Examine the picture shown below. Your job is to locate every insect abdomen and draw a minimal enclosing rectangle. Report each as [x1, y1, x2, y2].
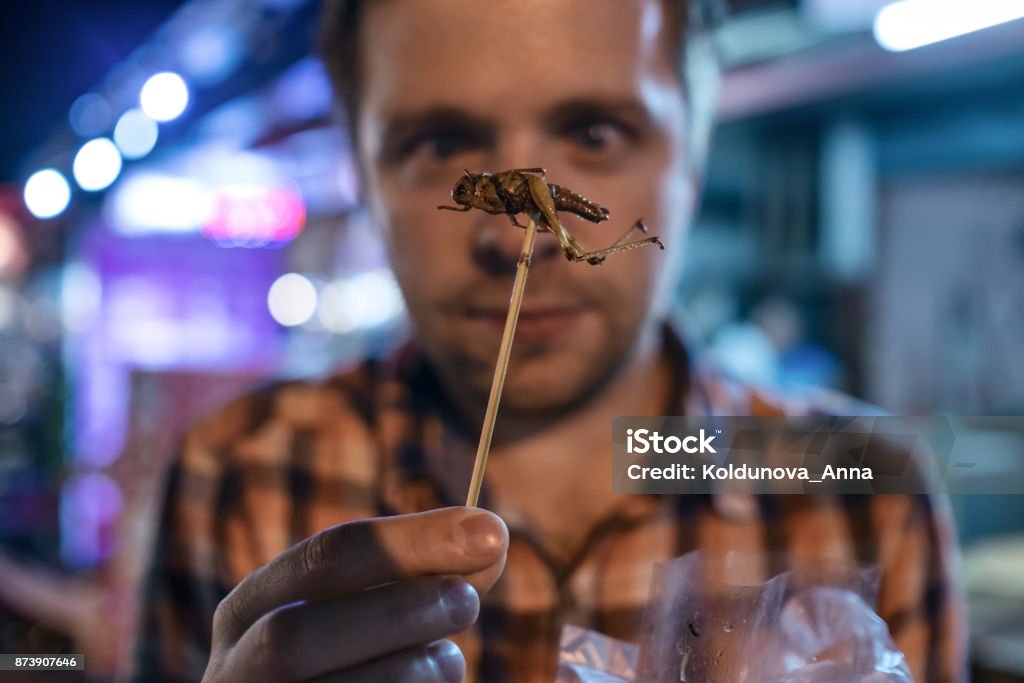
[549, 183, 610, 223]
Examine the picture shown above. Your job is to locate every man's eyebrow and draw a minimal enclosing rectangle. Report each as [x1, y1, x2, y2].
[381, 106, 494, 141]
[542, 97, 654, 125]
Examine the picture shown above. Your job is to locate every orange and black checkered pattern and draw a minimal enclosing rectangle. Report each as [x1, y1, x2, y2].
[134, 327, 966, 682]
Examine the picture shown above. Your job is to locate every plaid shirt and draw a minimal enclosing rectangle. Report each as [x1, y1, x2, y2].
[134, 325, 966, 682]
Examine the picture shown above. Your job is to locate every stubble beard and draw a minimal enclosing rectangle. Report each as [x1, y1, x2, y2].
[425, 309, 652, 426]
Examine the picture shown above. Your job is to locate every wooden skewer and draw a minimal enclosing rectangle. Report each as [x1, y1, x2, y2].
[465, 215, 539, 507]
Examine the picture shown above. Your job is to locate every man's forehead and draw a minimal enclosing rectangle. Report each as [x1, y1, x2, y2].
[358, 0, 677, 118]
[360, 0, 669, 37]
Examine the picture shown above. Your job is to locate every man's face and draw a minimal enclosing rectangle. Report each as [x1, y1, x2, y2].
[356, 0, 697, 415]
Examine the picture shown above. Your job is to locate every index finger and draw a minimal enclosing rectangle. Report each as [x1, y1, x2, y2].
[214, 506, 507, 643]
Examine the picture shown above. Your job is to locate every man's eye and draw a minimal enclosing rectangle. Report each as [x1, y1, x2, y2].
[566, 120, 627, 151]
[414, 130, 476, 159]
[575, 123, 613, 149]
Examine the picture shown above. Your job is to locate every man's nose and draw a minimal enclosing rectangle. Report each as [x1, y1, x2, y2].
[470, 214, 560, 276]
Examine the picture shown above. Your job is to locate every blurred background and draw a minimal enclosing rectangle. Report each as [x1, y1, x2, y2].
[0, 0, 1022, 680]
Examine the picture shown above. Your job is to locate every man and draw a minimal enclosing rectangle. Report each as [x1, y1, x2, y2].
[135, 1, 966, 681]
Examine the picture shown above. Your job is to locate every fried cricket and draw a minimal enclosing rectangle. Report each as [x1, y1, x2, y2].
[438, 168, 664, 265]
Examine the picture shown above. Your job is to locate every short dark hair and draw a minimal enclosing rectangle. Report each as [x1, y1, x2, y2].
[319, 0, 723, 163]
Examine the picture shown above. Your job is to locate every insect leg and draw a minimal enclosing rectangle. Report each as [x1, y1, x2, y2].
[567, 235, 666, 266]
[548, 217, 662, 265]
[558, 230, 599, 263]
[607, 218, 649, 248]
[524, 173, 572, 246]
[437, 204, 472, 212]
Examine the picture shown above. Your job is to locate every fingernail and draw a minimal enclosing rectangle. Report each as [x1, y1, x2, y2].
[440, 578, 478, 627]
[456, 512, 504, 557]
[428, 640, 465, 683]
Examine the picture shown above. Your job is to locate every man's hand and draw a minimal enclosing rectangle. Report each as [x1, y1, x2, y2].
[201, 507, 508, 683]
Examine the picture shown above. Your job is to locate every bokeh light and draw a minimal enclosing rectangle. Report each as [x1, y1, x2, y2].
[0, 380, 28, 425]
[140, 71, 190, 122]
[68, 93, 113, 137]
[180, 26, 242, 86]
[60, 263, 102, 333]
[113, 108, 159, 159]
[0, 214, 28, 280]
[874, 0, 1024, 52]
[205, 185, 306, 247]
[109, 173, 212, 235]
[0, 286, 19, 331]
[60, 472, 124, 567]
[267, 273, 318, 327]
[318, 270, 406, 333]
[73, 138, 123, 192]
[23, 168, 72, 219]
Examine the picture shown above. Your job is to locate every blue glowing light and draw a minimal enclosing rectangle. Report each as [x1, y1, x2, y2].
[113, 108, 159, 159]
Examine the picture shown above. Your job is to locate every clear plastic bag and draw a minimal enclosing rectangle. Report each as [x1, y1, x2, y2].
[557, 551, 913, 682]
[555, 623, 638, 682]
[757, 587, 914, 683]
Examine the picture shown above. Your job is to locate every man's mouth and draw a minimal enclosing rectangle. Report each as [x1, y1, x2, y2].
[464, 304, 587, 341]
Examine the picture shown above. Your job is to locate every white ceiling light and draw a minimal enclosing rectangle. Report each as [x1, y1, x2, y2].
[874, 0, 1024, 52]
[73, 138, 123, 192]
[140, 71, 190, 122]
[24, 168, 72, 219]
